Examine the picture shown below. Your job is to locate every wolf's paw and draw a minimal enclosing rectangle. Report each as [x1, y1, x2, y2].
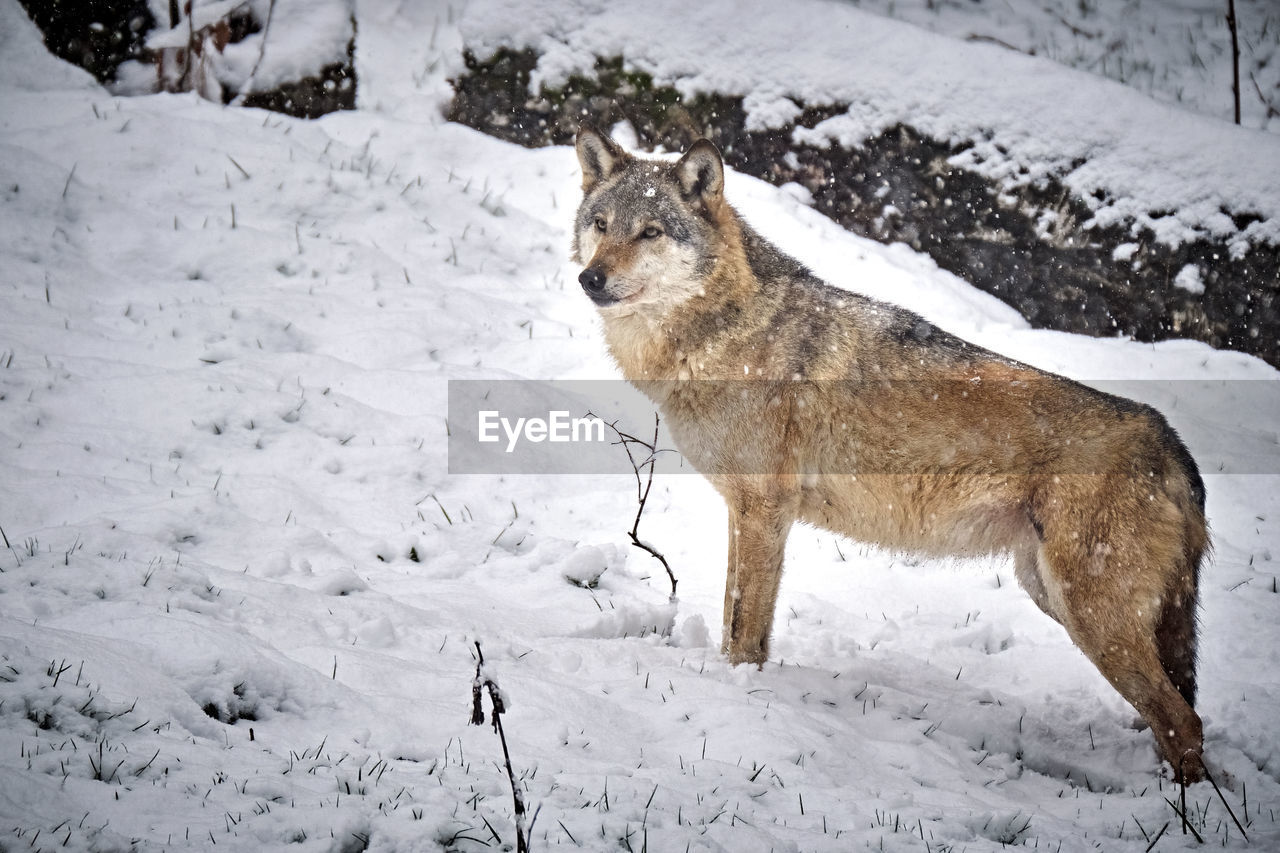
[725, 645, 767, 669]
[1171, 748, 1208, 785]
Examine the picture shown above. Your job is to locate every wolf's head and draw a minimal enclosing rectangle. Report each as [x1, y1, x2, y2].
[573, 126, 728, 313]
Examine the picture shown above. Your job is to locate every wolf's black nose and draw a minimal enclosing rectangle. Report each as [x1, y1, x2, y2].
[579, 268, 607, 295]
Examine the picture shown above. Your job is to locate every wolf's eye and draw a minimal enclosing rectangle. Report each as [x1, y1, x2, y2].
[594, 216, 607, 233]
[641, 225, 663, 240]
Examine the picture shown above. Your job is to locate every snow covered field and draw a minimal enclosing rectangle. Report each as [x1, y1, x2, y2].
[2, 1, 1278, 851]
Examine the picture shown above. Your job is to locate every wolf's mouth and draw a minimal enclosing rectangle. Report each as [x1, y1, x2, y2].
[587, 291, 621, 306]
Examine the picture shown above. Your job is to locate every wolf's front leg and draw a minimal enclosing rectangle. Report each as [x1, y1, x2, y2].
[722, 494, 795, 667]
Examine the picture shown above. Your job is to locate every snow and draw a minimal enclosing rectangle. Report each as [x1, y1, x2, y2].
[459, 0, 1280, 249]
[113, 0, 355, 97]
[216, 0, 354, 92]
[822, 0, 1280, 136]
[1175, 264, 1207, 295]
[2, 0, 1279, 851]
[0, 1, 99, 93]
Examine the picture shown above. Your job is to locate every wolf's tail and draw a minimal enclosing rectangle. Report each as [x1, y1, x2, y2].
[1154, 420, 1207, 709]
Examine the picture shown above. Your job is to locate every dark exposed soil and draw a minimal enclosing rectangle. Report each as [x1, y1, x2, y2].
[239, 30, 357, 119]
[449, 48, 1279, 368]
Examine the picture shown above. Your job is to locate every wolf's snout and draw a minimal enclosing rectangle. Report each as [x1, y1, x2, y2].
[579, 268, 615, 305]
[579, 267, 606, 293]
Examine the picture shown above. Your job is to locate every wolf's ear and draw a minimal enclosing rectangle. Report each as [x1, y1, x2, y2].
[673, 139, 724, 206]
[577, 125, 630, 191]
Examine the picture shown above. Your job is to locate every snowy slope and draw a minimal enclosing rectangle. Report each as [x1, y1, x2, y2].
[1, 1, 1279, 851]
[458, 0, 1280, 251]
[824, 0, 1280, 136]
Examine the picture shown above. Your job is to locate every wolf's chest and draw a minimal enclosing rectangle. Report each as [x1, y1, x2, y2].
[644, 380, 798, 479]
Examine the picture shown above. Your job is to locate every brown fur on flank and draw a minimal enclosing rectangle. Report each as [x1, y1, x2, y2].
[573, 126, 1209, 782]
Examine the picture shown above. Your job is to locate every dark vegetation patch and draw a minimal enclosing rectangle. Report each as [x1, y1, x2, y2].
[17, 0, 355, 119]
[17, 0, 154, 84]
[449, 48, 1278, 368]
[239, 47, 356, 118]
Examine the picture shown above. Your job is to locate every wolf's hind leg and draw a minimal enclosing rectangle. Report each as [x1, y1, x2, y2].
[1041, 535, 1205, 782]
[1013, 542, 1063, 625]
[723, 490, 795, 667]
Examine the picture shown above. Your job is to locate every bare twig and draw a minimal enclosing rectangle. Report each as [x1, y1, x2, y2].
[469, 642, 529, 853]
[963, 33, 1032, 55]
[1250, 71, 1280, 119]
[591, 412, 679, 600]
[1226, 0, 1242, 124]
[233, 0, 277, 104]
[1164, 794, 1203, 843]
[182, 0, 194, 91]
[1180, 751, 1249, 842]
[1048, 11, 1101, 40]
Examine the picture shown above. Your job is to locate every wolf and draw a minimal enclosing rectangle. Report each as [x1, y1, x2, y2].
[571, 125, 1209, 782]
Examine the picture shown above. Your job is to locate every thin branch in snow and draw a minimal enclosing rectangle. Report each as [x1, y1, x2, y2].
[1178, 751, 1248, 842]
[469, 641, 529, 853]
[590, 411, 679, 600]
[1226, 0, 1242, 124]
[1250, 71, 1280, 119]
[232, 0, 277, 106]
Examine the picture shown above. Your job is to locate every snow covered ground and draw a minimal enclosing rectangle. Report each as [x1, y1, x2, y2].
[1, 1, 1278, 851]
[835, 0, 1280, 135]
